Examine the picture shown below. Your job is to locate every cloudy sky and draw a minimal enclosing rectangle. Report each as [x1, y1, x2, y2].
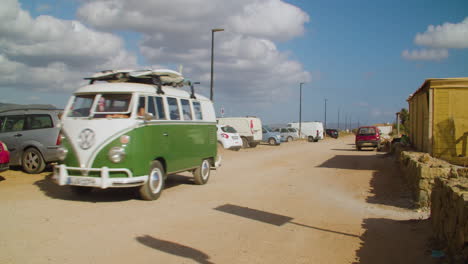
[1, 0, 467, 126]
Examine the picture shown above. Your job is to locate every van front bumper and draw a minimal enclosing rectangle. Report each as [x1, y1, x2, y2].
[53, 164, 147, 189]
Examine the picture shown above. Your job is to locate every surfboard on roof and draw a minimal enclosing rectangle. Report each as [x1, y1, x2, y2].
[85, 69, 184, 85]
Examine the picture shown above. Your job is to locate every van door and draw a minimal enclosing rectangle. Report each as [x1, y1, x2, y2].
[0, 115, 26, 165]
[251, 118, 262, 141]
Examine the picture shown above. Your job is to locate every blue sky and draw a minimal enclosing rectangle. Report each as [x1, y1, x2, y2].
[1, 0, 467, 127]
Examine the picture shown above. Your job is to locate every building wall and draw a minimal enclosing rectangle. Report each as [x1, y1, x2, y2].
[409, 87, 429, 153]
[433, 88, 468, 165]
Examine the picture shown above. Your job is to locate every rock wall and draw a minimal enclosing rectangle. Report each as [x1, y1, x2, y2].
[431, 176, 468, 263]
[397, 149, 453, 208]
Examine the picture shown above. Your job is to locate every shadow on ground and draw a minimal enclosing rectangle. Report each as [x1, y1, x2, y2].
[214, 204, 359, 238]
[353, 218, 437, 264]
[34, 173, 195, 203]
[317, 154, 386, 170]
[136, 235, 214, 264]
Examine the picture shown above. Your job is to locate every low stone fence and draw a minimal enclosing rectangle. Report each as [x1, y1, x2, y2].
[396, 147, 454, 208]
[431, 176, 468, 263]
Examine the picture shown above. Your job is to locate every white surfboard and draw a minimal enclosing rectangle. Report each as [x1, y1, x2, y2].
[85, 69, 134, 81]
[129, 69, 184, 84]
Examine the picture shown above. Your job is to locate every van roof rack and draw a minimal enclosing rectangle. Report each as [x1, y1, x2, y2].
[85, 69, 200, 96]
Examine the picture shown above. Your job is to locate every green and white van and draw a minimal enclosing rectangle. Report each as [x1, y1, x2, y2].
[53, 70, 220, 200]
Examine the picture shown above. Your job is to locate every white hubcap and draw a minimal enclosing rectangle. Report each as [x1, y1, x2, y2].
[149, 168, 163, 194]
[201, 160, 210, 180]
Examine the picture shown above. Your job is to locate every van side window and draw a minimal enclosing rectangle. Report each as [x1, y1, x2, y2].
[181, 99, 192, 120]
[138, 96, 146, 116]
[148, 96, 156, 118]
[3, 115, 25, 132]
[155, 96, 166, 120]
[167, 97, 180, 120]
[193, 101, 203, 120]
[26, 115, 53, 130]
[148, 96, 166, 120]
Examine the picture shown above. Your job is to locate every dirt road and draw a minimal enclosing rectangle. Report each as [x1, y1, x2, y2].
[0, 136, 436, 263]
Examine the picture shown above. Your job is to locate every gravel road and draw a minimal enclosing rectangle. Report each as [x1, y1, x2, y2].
[0, 136, 437, 264]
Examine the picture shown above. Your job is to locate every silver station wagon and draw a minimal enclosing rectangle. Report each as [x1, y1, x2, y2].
[0, 105, 62, 173]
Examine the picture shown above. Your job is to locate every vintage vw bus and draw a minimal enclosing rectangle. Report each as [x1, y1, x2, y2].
[53, 69, 220, 200]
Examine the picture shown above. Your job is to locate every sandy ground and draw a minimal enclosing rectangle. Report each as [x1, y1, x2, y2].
[0, 136, 438, 264]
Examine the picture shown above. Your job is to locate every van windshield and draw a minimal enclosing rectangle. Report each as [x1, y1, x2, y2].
[68, 94, 132, 118]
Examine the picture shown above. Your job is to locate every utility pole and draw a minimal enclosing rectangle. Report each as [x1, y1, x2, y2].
[324, 98, 328, 130]
[299, 82, 304, 138]
[337, 107, 340, 130]
[210, 28, 224, 101]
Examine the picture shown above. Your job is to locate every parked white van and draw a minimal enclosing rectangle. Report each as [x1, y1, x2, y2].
[288, 122, 324, 142]
[53, 69, 220, 200]
[217, 117, 262, 148]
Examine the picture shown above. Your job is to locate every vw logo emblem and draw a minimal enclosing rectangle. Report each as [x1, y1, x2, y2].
[78, 129, 95, 150]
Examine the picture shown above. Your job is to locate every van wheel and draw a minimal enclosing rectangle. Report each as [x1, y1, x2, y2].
[287, 136, 293, 142]
[241, 137, 249, 148]
[139, 161, 165, 201]
[70, 186, 93, 195]
[193, 159, 210, 185]
[308, 136, 314, 142]
[249, 142, 258, 148]
[268, 138, 276, 145]
[22, 148, 46, 174]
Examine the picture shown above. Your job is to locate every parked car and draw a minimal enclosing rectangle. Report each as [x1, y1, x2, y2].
[273, 127, 299, 142]
[217, 125, 242, 151]
[0, 141, 10, 172]
[288, 122, 324, 142]
[355, 126, 381, 151]
[262, 126, 281, 145]
[0, 106, 62, 173]
[218, 117, 262, 148]
[326, 129, 339, 139]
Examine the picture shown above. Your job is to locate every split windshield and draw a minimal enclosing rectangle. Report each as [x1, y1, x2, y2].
[68, 94, 132, 118]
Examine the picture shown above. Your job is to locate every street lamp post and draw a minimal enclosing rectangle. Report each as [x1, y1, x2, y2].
[299, 82, 304, 138]
[210, 28, 224, 102]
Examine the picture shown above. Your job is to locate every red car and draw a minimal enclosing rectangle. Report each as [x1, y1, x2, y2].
[0, 141, 10, 172]
[355, 126, 381, 151]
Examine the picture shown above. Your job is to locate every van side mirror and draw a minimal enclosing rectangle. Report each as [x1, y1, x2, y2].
[144, 113, 153, 121]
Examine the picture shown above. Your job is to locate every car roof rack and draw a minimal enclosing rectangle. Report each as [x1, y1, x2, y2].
[0, 104, 59, 113]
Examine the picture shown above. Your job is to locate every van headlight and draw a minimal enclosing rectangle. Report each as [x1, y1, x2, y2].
[57, 147, 68, 161]
[108, 147, 126, 163]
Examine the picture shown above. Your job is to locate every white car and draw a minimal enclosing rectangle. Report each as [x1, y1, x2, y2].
[217, 125, 242, 151]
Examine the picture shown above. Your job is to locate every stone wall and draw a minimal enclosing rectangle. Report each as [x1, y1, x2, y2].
[431, 176, 468, 263]
[397, 148, 454, 208]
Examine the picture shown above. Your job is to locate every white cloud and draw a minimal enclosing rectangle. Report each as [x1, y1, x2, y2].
[78, 0, 311, 105]
[415, 17, 468, 48]
[0, 0, 137, 91]
[227, 0, 309, 41]
[402, 49, 448, 61]
[402, 17, 468, 61]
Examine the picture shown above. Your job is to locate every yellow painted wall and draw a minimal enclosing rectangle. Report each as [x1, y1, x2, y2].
[433, 88, 468, 165]
[408, 78, 468, 166]
[408, 87, 429, 152]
